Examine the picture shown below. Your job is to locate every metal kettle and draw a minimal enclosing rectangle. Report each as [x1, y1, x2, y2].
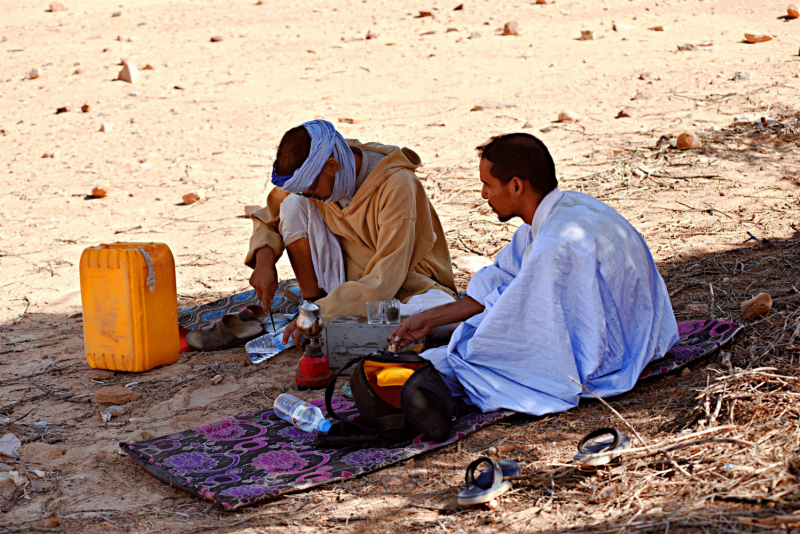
[296, 301, 324, 339]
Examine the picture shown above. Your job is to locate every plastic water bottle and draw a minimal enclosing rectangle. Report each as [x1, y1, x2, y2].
[245, 328, 295, 364]
[273, 394, 332, 433]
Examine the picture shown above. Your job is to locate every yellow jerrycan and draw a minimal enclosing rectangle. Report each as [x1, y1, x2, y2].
[79, 242, 179, 372]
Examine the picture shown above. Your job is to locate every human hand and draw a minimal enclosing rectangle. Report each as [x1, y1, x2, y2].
[388, 313, 432, 351]
[249, 249, 278, 309]
[283, 318, 302, 347]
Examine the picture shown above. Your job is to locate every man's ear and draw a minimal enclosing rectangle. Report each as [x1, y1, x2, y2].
[510, 176, 524, 196]
[325, 157, 340, 174]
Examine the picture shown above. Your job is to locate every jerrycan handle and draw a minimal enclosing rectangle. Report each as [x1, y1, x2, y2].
[136, 249, 156, 292]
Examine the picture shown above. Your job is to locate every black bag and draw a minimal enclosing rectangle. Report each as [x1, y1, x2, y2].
[316, 350, 461, 447]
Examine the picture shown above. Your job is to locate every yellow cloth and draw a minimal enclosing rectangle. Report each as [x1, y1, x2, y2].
[245, 140, 457, 322]
[376, 367, 415, 387]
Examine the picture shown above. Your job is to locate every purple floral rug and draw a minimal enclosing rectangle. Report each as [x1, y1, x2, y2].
[120, 396, 512, 510]
[639, 319, 743, 379]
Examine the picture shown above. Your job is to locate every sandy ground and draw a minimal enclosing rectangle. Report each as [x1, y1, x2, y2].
[1, 0, 800, 532]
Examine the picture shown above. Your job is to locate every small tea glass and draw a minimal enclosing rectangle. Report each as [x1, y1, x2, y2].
[366, 300, 383, 324]
[383, 299, 401, 324]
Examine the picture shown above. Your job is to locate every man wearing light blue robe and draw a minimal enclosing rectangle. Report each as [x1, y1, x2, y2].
[390, 133, 679, 416]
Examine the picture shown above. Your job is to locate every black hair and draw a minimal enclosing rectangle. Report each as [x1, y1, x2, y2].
[476, 133, 557, 195]
[275, 126, 312, 175]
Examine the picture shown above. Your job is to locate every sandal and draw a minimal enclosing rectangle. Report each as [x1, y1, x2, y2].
[458, 457, 520, 506]
[186, 315, 264, 351]
[238, 305, 269, 324]
[573, 428, 632, 466]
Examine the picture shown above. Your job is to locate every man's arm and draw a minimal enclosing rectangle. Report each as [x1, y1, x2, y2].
[249, 247, 279, 306]
[389, 296, 485, 350]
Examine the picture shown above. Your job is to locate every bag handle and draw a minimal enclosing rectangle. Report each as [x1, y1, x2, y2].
[325, 356, 364, 425]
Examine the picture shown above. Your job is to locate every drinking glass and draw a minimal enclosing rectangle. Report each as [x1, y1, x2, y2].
[366, 301, 383, 324]
[383, 299, 401, 324]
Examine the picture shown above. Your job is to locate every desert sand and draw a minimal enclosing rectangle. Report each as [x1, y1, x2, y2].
[1, 0, 799, 532]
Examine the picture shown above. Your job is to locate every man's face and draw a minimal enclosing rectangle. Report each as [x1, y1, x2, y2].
[479, 158, 516, 223]
[300, 157, 338, 201]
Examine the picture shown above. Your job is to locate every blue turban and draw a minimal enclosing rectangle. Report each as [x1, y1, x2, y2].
[271, 120, 356, 204]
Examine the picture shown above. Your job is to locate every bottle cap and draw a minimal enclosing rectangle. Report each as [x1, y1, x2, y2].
[318, 419, 332, 433]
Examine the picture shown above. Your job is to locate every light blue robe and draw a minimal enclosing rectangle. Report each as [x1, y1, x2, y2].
[423, 190, 679, 416]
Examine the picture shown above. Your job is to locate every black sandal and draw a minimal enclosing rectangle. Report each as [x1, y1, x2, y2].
[457, 457, 519, 505]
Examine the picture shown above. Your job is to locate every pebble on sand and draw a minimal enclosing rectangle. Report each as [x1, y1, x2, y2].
[788, 5, 799, 18]
[616, 108, 634, 118]
[649, 25, 666, 31]
[48, 2, 67, 12]
[56, 104, 71, 114]
[117, 63, 140, 84]
[91, 183, 110, 198]
[579, 30, 595, 40]
[81, 103, 90, 113]
[741, 293, 772, 321]
[676, 132, 701, 150]
[99, 123, 113, 133]
[681, 368, 692, 378]
[744, 33, 772, 44]
[27, 68, 40, 80]
[210, 35, 224, 42]
[94, 385, 140, 405]
[502, 22, 520, 36]
[557, 110, 581, 122]
[182, 190, 206, 205]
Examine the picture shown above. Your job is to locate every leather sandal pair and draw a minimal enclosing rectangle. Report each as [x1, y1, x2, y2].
[186, 305, 268, 351]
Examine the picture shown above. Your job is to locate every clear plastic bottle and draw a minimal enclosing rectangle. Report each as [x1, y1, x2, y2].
[273, 393, 332, 433]
[245, 328, 295, 364]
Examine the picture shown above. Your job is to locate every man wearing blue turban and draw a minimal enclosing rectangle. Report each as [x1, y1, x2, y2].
[245, 120, 458, 343]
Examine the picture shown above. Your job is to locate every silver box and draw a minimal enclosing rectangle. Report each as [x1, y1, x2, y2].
[323, 315, 409, 372]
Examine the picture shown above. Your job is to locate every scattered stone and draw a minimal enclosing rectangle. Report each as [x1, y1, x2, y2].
[676, 132, 701, 150]
[789, 6, 800, 18]
[91, 369, 115, 380]
[761, 116, 781, 128]
[9, 471, 25, 485]
[744, 33, 772, 44]
[486, 499, 498, 509]
[454, 3, 464, 9]
[409, 468, 429, 477]
[471, 100, 517, 111]
[741, 293, 772, 321]
[616, 108, 634, 118]
[91, 183, 110, 198]
[681, 367, 692, 378]
[639, 72, 654, 80]
[655, 135, 672, 150]
[502, 21, 520, 36]
[81, 103, 91, 113]
[143, 63, 155, 70]
[211, 374, 224, 385]
[56, 104, 71, 114]
[677, 43, 699, 51]
[112, 10, 122, 16]
[732, 71, 750, 82]
[94, 385, 140, 405]
[425, 121, 447, 127]
[99, 123, 113, 133]
[18, 442, 65, 464]
[27, 68, 40, 80]
[102, 405, 126, 422]
[48, 2, 67, 12]
[468, 32, 482, 39]
[0, 434, 21, 458]
[522, 121, 533, 128]
[649, 25, 666, 31]
[579, 30, 595, 40]
[540, 126, 554, 133]
[210, 35, 224, 42]
[117, 63, 140, 84]
[496, 443, 516, 454]
[182, 190, 206, 205]
[557, 110, 581, 122]
[613, 23, 635, 31]
[244, 205, 262, 217]
[536, 0, 550, 3]
[632, 90, 653, 100]
[42, 151, 58, 158]
[418, 11, 433, 17]
[366, 30, 378, 40]
[73, 68, 84, 75]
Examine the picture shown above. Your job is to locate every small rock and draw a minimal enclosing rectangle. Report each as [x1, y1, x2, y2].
[42, 151, 58, 158]
[418, 11, 433, 17]
[102, 405, 126, 422]
[91, 183, 110, 198]
[143, 64, 155, 70]
[639, 72, 654, 80]
[210, 35, 224, 42]
[99, 123, 113, 133]
[18, 442, 65, 464]
[655, 135, 672, 150]
[409, 468, 429, 478]
[789, 6, 800, 18]
[81, 103, 91, 113]
[579, 30, 595, 40]
[0, 434, 21, 458]
[48, 2, 67, 12]
[540, 126, 553, 133]
[676, 132, 701, 150]
[536, 0, 550, 3]
[366, 30, 378, 40]
[677, 43, 699, 51]
[649, 25, 666, 31]
[486, 499, 498, 509]
[613, 23, 635, 31]
[732, 71, 750, 82]
[741, 293, 772, 321]
[522, 121, 533, 128]
[616, 108, 634, 118]
[632, 90, 653, 100]
[487, 446, 497, 455]
[8, 471, 25, 485]
[27, 68, 40, 80]
[471, 100, 517, 111]
[496, 443, 516, 454]
[744, 33, 772, 44]
[469, 32, 482, 39]
[118, 63, 140, 84]
[91, 369, 115, 380]
[112, 11, 122, 17]
[182, 190, 206, 205]
[73, 68, 84, 75]
[557, 110, 581, 122]
[56, 104, 71, 114]
[681, 367, 692, 378]
[94, 385, 140, 405]
[211, 374, 224, 385]
[502, 21, 520, 36]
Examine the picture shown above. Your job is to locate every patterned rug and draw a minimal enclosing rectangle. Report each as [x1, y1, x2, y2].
[639, 319, 743, 379]
[120, 397, 512, 510]
[178, 281, 302, 331]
